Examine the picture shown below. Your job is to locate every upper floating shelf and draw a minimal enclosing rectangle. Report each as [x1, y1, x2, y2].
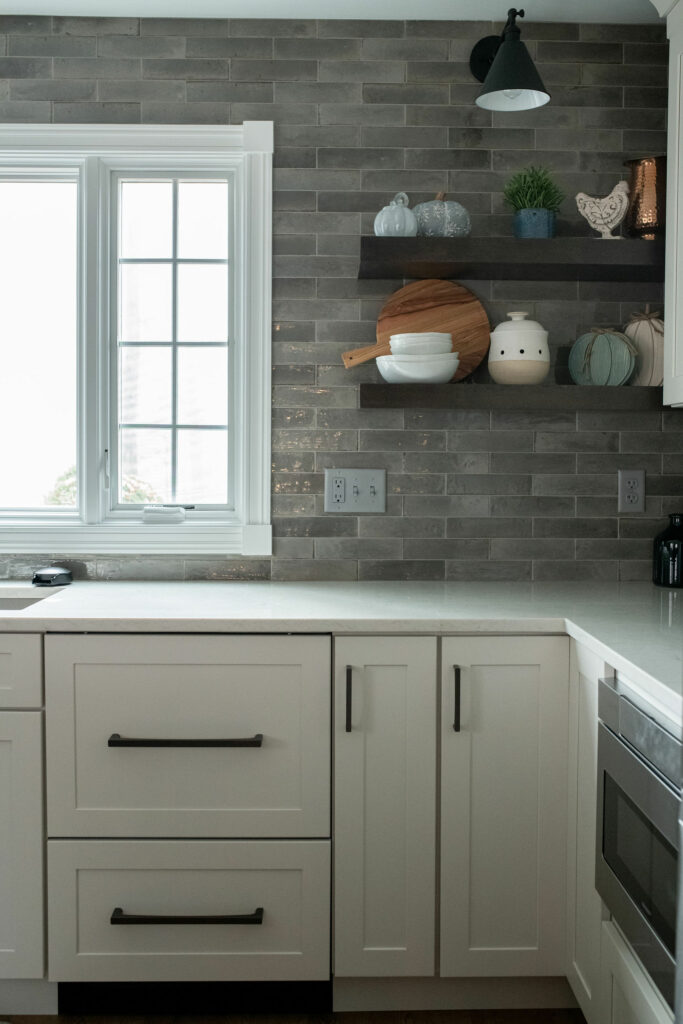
[358, 236, 665, 282]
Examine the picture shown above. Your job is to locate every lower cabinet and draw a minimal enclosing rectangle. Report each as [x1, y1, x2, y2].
[566, 639, 605, 1024]
[44, 633, 332, 984]
[440, 635, 569, 977]
[0, 711, 44, 979]
[598, 922, 673, 1024]
[47, 840, 330, 982]
[334, 634, 569, 981]
[333, 636, 437, 977]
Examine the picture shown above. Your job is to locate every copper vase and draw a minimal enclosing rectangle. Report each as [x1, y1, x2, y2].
[623, 155, 666, 239]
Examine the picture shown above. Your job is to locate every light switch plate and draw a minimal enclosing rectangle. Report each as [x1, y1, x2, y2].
[324, 468, 386, 513]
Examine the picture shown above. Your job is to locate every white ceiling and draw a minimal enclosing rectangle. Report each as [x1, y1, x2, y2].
[1, 0, 663, 22]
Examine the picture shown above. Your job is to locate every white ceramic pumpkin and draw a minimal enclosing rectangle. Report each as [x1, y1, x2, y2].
[624, 307, 664, 386]
[373, 192, 418, 237]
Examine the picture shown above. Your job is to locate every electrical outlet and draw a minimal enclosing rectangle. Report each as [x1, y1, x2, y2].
[324, 468, 386, 513]
[332, 477, 345, 504]
[618, 469, 645, 514]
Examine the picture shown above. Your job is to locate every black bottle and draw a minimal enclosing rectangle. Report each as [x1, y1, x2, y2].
[653, 513, 683, 587]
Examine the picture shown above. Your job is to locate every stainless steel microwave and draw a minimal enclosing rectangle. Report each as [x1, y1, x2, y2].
[596, 678, 681, 1011]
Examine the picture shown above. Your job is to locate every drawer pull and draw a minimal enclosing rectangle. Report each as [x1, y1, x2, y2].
[110, 906, 264, 926]
[345, 665, 352, 733]
[453, 665, 461, 733]
[108, 733, 264, 748]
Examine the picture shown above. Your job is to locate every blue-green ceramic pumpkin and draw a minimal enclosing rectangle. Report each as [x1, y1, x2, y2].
[568, 329, 637, 386]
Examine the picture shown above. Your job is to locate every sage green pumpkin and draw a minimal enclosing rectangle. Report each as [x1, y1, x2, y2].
[568, 329, 638, 386]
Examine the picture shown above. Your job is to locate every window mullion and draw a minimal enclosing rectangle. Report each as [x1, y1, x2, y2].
[81, 154, 105, 525]
[171, 177, 179, 502]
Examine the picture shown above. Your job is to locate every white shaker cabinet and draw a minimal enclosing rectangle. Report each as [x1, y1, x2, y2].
[335, 633, 570, 984]
[0, 635, 44, 979]
[566, 640, 605, 1024]
[45, 633, 331, 983]
[440, 635, 569, 978]
[599, 922, 673, 1024]
[664, 0, 683, 405]
[333, 636, 437, 977]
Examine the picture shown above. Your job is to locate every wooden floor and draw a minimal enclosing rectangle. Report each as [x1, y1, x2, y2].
[7, 1012, 587, 1024]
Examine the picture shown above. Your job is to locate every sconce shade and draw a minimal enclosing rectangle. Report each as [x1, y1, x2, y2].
[471, 9, 550, 112]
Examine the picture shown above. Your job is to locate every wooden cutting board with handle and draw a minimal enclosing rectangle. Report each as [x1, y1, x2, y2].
[342, 279, 490, 381]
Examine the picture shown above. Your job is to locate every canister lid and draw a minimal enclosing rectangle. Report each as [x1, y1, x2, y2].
[491, 311, 546, 335]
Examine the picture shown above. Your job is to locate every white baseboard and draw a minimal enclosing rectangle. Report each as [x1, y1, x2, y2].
[0, 980, 58, 1014]
[333, 975, 578, 1011]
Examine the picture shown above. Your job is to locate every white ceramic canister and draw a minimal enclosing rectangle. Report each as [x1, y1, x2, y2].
[488, 311, 550, 385]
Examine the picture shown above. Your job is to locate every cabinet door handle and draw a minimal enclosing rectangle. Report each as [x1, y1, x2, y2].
[108, 733, 264, 748]
[453, 666, 461, 733]
[110, 906, 264, 926]
[345, 665, 352, 732]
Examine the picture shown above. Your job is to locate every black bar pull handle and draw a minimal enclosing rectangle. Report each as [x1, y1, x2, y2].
[110, 906, 264, 926]
[345, 665, 353, 732]
[453, 666, 461, 733]
[108, 733, 264, 748]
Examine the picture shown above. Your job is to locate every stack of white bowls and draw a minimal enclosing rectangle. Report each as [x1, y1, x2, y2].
[377, 332, 459, 383]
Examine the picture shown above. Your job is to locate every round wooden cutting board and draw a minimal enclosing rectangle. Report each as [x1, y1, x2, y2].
[376, 279, 490, 381]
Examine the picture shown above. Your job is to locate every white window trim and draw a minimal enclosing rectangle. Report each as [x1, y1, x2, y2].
[0, 123, 273, 556]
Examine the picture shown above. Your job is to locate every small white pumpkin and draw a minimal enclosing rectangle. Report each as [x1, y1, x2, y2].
[373, 192, 418, 237]
[624, 306, 664, 386]
[413, 191, 471, 238]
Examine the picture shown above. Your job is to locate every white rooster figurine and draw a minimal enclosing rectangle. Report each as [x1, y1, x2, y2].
[575, 180, 630, 239]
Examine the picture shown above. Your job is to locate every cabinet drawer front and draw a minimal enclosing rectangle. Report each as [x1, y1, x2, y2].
[0, 634, 42, 708]
[45, 634, 330, 838]
[47, 840, 330, 982]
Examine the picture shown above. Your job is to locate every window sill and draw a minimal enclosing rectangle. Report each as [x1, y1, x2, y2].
[0, 522, 272, 556]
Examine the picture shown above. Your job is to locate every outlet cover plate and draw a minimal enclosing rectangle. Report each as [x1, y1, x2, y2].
[617, 469, 645, 514]
[324, 468, 386, 513]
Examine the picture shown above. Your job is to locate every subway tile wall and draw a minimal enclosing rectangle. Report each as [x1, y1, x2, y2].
[0, 14, 679, 582]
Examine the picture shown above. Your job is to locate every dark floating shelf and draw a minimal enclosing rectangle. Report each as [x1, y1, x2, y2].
[360, 383, 664, 411]
[359, 236, 665, 282]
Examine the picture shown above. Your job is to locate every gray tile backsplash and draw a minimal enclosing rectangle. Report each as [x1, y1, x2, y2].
[0, 15, 678, 582]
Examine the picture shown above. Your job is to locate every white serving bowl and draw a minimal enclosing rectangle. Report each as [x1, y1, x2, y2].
[390, 332, 452, 341]
[377, 352, 460, 384]
[385, 350, 457, 362]
[390, 336, 452, 355]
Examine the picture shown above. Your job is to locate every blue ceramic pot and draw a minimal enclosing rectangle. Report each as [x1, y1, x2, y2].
[513, 208, 556, 239]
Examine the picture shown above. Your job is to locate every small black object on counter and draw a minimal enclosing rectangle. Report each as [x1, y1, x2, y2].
[653, 514, 683, 588]
[32, 566, 73, 587]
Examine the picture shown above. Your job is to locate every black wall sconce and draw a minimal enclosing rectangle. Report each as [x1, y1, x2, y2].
[469, 8, 550, 112]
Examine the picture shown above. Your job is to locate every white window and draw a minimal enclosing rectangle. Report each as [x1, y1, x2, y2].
[0, 123, 272, 555]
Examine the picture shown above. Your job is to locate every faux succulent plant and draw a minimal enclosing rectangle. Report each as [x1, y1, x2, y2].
[502, 165, 565, 213]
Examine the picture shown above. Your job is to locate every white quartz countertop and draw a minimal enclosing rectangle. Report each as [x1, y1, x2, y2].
[3, 580, 682, 718]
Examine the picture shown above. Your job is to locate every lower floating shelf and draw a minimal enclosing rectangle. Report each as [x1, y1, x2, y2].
[359, 383, 664, 411]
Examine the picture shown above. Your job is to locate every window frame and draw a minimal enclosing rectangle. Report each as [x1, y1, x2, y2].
[0, 122, 273, 556]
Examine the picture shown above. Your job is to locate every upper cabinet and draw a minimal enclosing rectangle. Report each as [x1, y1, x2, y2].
[664, 0, 683, 404]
